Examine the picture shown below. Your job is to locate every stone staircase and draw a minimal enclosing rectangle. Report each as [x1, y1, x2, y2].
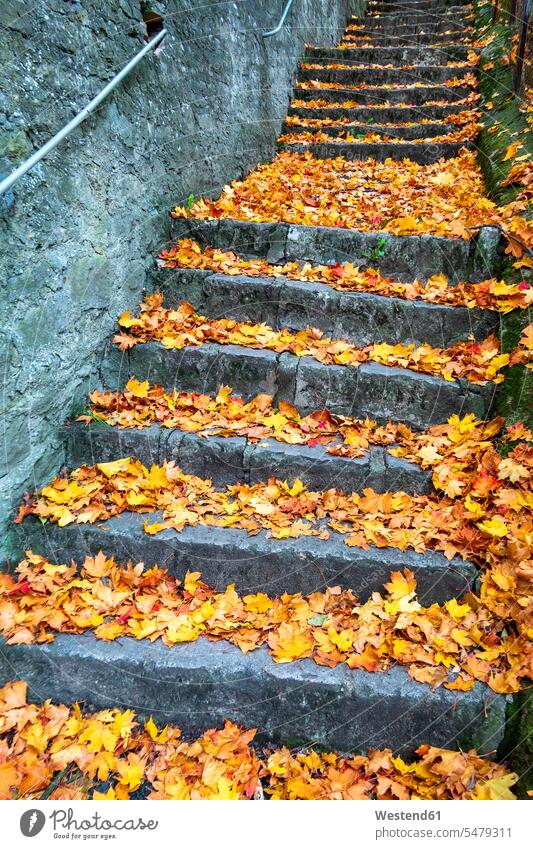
[2, 0, 510, 758]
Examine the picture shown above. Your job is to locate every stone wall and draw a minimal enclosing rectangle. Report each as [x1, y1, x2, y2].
[0, 0, 355, 558]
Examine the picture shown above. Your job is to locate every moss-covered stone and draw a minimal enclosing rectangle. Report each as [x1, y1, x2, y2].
[473, 0, 533, 795]
[503, 686, 533, 799]
[473, 1, 532, 429]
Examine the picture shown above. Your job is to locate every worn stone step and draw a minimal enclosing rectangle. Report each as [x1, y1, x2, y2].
[154, 267, 499, 348]
[298, 65, 471, 86]
[288, 104, 472, 123]
[368, 0, 470, 8]
[358, 14, 470, 30]
[368, 0, 471, 8]
[364, 1, 470, 11]
[280, 139, 473, 165]
[294, 85, 472, 105]
[348, 28, 470, 44]
[169, 220, 501, 284]
[0, 634, 506, 756]
[282, 120, 457, 140]
[342, 31, 469, 46]
[63, 420, 433, 495]
[366, 3, 470, 14]
[364, 12, 469, 26]
[306, 45, 472, 64]
[350, 26, 470, 41]
[19, 511, 476, 603]
[100, 340, 495, 430]
[369, 6, 467, 14]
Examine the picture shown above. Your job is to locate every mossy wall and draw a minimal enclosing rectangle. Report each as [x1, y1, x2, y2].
[474, 1, 532, 429]
[474, 0, 532, 800]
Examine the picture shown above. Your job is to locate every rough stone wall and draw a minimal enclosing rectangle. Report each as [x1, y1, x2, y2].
[0, 0, 354, 559]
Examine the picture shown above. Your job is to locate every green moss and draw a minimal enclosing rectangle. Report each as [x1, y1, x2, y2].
[503, 687, 533, 799]
[472, 1, 532, 428]
[473, 0, 533, 793]
[0, 129, 31, 160]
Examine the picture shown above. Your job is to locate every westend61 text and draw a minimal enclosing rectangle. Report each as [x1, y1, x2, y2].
[375, 810, 441, 821]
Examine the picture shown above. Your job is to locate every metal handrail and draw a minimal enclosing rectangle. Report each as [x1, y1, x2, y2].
[263, 0, 296, 37]
[0, 27, 167, 196]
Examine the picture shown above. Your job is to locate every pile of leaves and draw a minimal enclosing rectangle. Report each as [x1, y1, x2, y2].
[278, 124, 480, 146]
[300, 62, 475, 72]
[284, 109, 481, 128]
[15, 410, 533, 667]
[159, 237, 531, 313]
[291, 93, 480, 108]
[15, 442, 532, 553]
[82, 382, 530, 478]
[341, 37, 471, 46]
[1, 551, 530, 694]
[111, 294, 513, 385]
[0, 681, 517, 800]
[295, 73, 478, 92]
[172, 149, 532, 249]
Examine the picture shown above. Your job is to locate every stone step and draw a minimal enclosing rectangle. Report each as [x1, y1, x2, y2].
[62, 421, 433, 495]
[368, 0, 470, 7]
[364, 1, 470, 11]
[288, 104, 472, 123]
[0, 634, 506, 756]
[368, 0, 470, 8]
[20, 512, 476, 603]
[294, 85, 472, 105]
[282, 120, 457, 140]
[100, 340, 495, 429]
[279, 139, 472, 165]
[297, 65, 471, 86]
[364, 12, 470, 26]
[348, 27, 470, 43]
[342, 31, 469, 46]
[354, 20, 471, 35]
[306, 45, 472, 64]
[358, 13, 471, 29]
[154, 267, 499, 348]
[169, 220, 501, 284]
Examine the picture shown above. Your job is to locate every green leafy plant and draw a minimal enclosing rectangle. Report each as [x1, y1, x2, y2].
[362, 237, 387, 263]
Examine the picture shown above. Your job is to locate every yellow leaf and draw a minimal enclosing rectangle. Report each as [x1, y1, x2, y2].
[474, 773, 517, 800]
[244, 593, 273, 613]
[451, 628, 473, 647]
[269, 622, 313, 663]
[445, 599, 472, 620]
[327, 626, 354, 652]
[477, 516, 509, 538]
[184, 571, 203, 593]
[97, 458, 131, 478]
[287, 479, 305, 497]
[503, 142, 521, 161]
[126, 378, 149, 398]
[115, 753, 145, 791]
[464, 494, 485, 519]
[145, 716, 169, 743]
[261, 413, 289, 431]
[143, 520, 166, 535]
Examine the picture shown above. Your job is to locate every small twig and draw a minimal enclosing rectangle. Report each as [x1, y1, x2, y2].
[39, 765, 76, 800]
